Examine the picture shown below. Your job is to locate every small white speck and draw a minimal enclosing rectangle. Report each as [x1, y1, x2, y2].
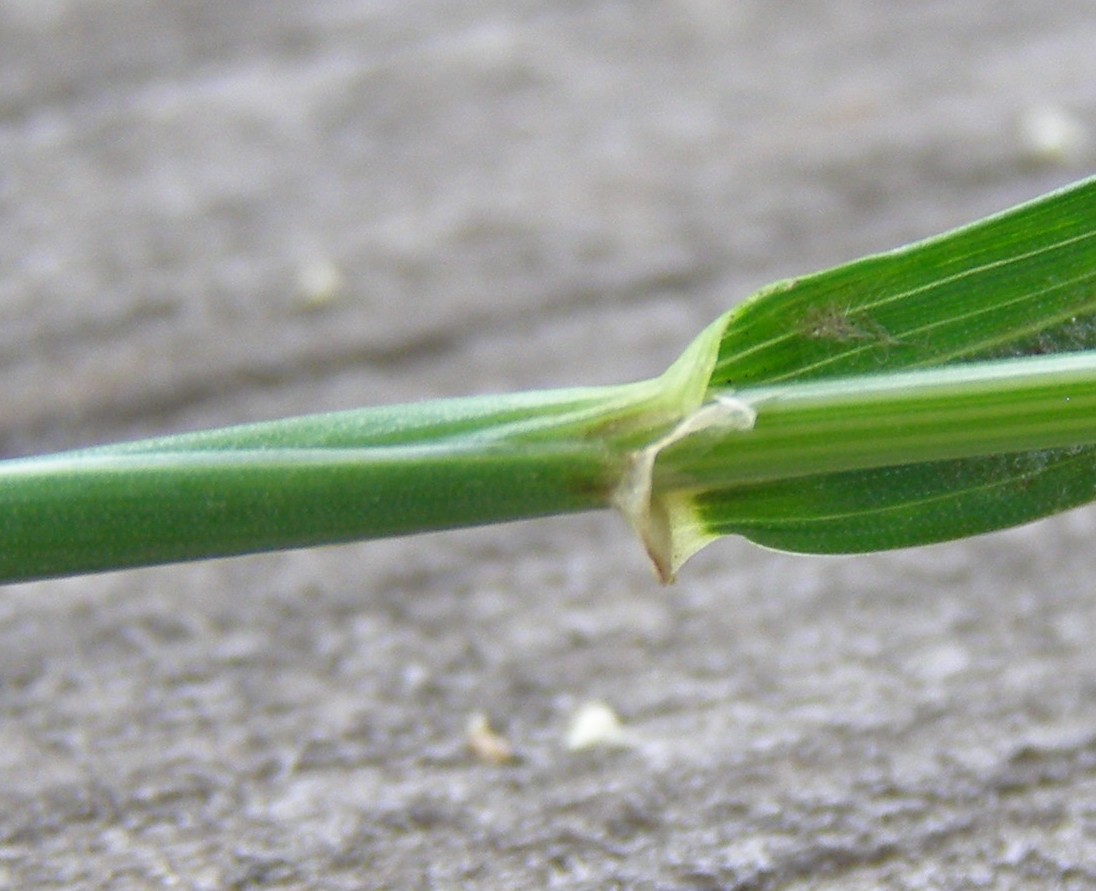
[467, 713, 515, 764]
[296, 259, 344, 309]
[566, 701, 631, 751]
[1018, 107, 1089, 166]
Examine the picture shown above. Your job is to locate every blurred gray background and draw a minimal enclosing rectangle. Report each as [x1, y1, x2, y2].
[2, 2, 1095, 888]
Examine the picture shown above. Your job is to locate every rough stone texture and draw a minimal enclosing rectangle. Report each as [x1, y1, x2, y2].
[2, 2, 1096, 888]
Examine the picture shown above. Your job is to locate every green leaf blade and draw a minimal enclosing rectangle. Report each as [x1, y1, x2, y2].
[692, 447, 1096, 555]
[710, 175, 1096, 389]
[656, 176, 1096, 571]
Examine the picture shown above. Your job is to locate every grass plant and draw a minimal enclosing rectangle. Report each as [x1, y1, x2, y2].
[3, 175, 1095, 583]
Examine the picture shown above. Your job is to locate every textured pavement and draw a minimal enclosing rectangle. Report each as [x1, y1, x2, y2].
[2, 2, 1096, 888]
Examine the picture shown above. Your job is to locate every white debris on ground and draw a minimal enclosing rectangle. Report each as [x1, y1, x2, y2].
[295, 258, 344, 310]
[565, 701, 633, 751]
[466, 712, 516, 764]
[1017, 106, 1090, 166]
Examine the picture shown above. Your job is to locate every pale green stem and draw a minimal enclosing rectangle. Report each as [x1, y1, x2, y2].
[655, 351, 1096, 490]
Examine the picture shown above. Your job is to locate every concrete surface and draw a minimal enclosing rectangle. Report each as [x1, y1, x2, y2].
[2, 1, 1096, 888]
